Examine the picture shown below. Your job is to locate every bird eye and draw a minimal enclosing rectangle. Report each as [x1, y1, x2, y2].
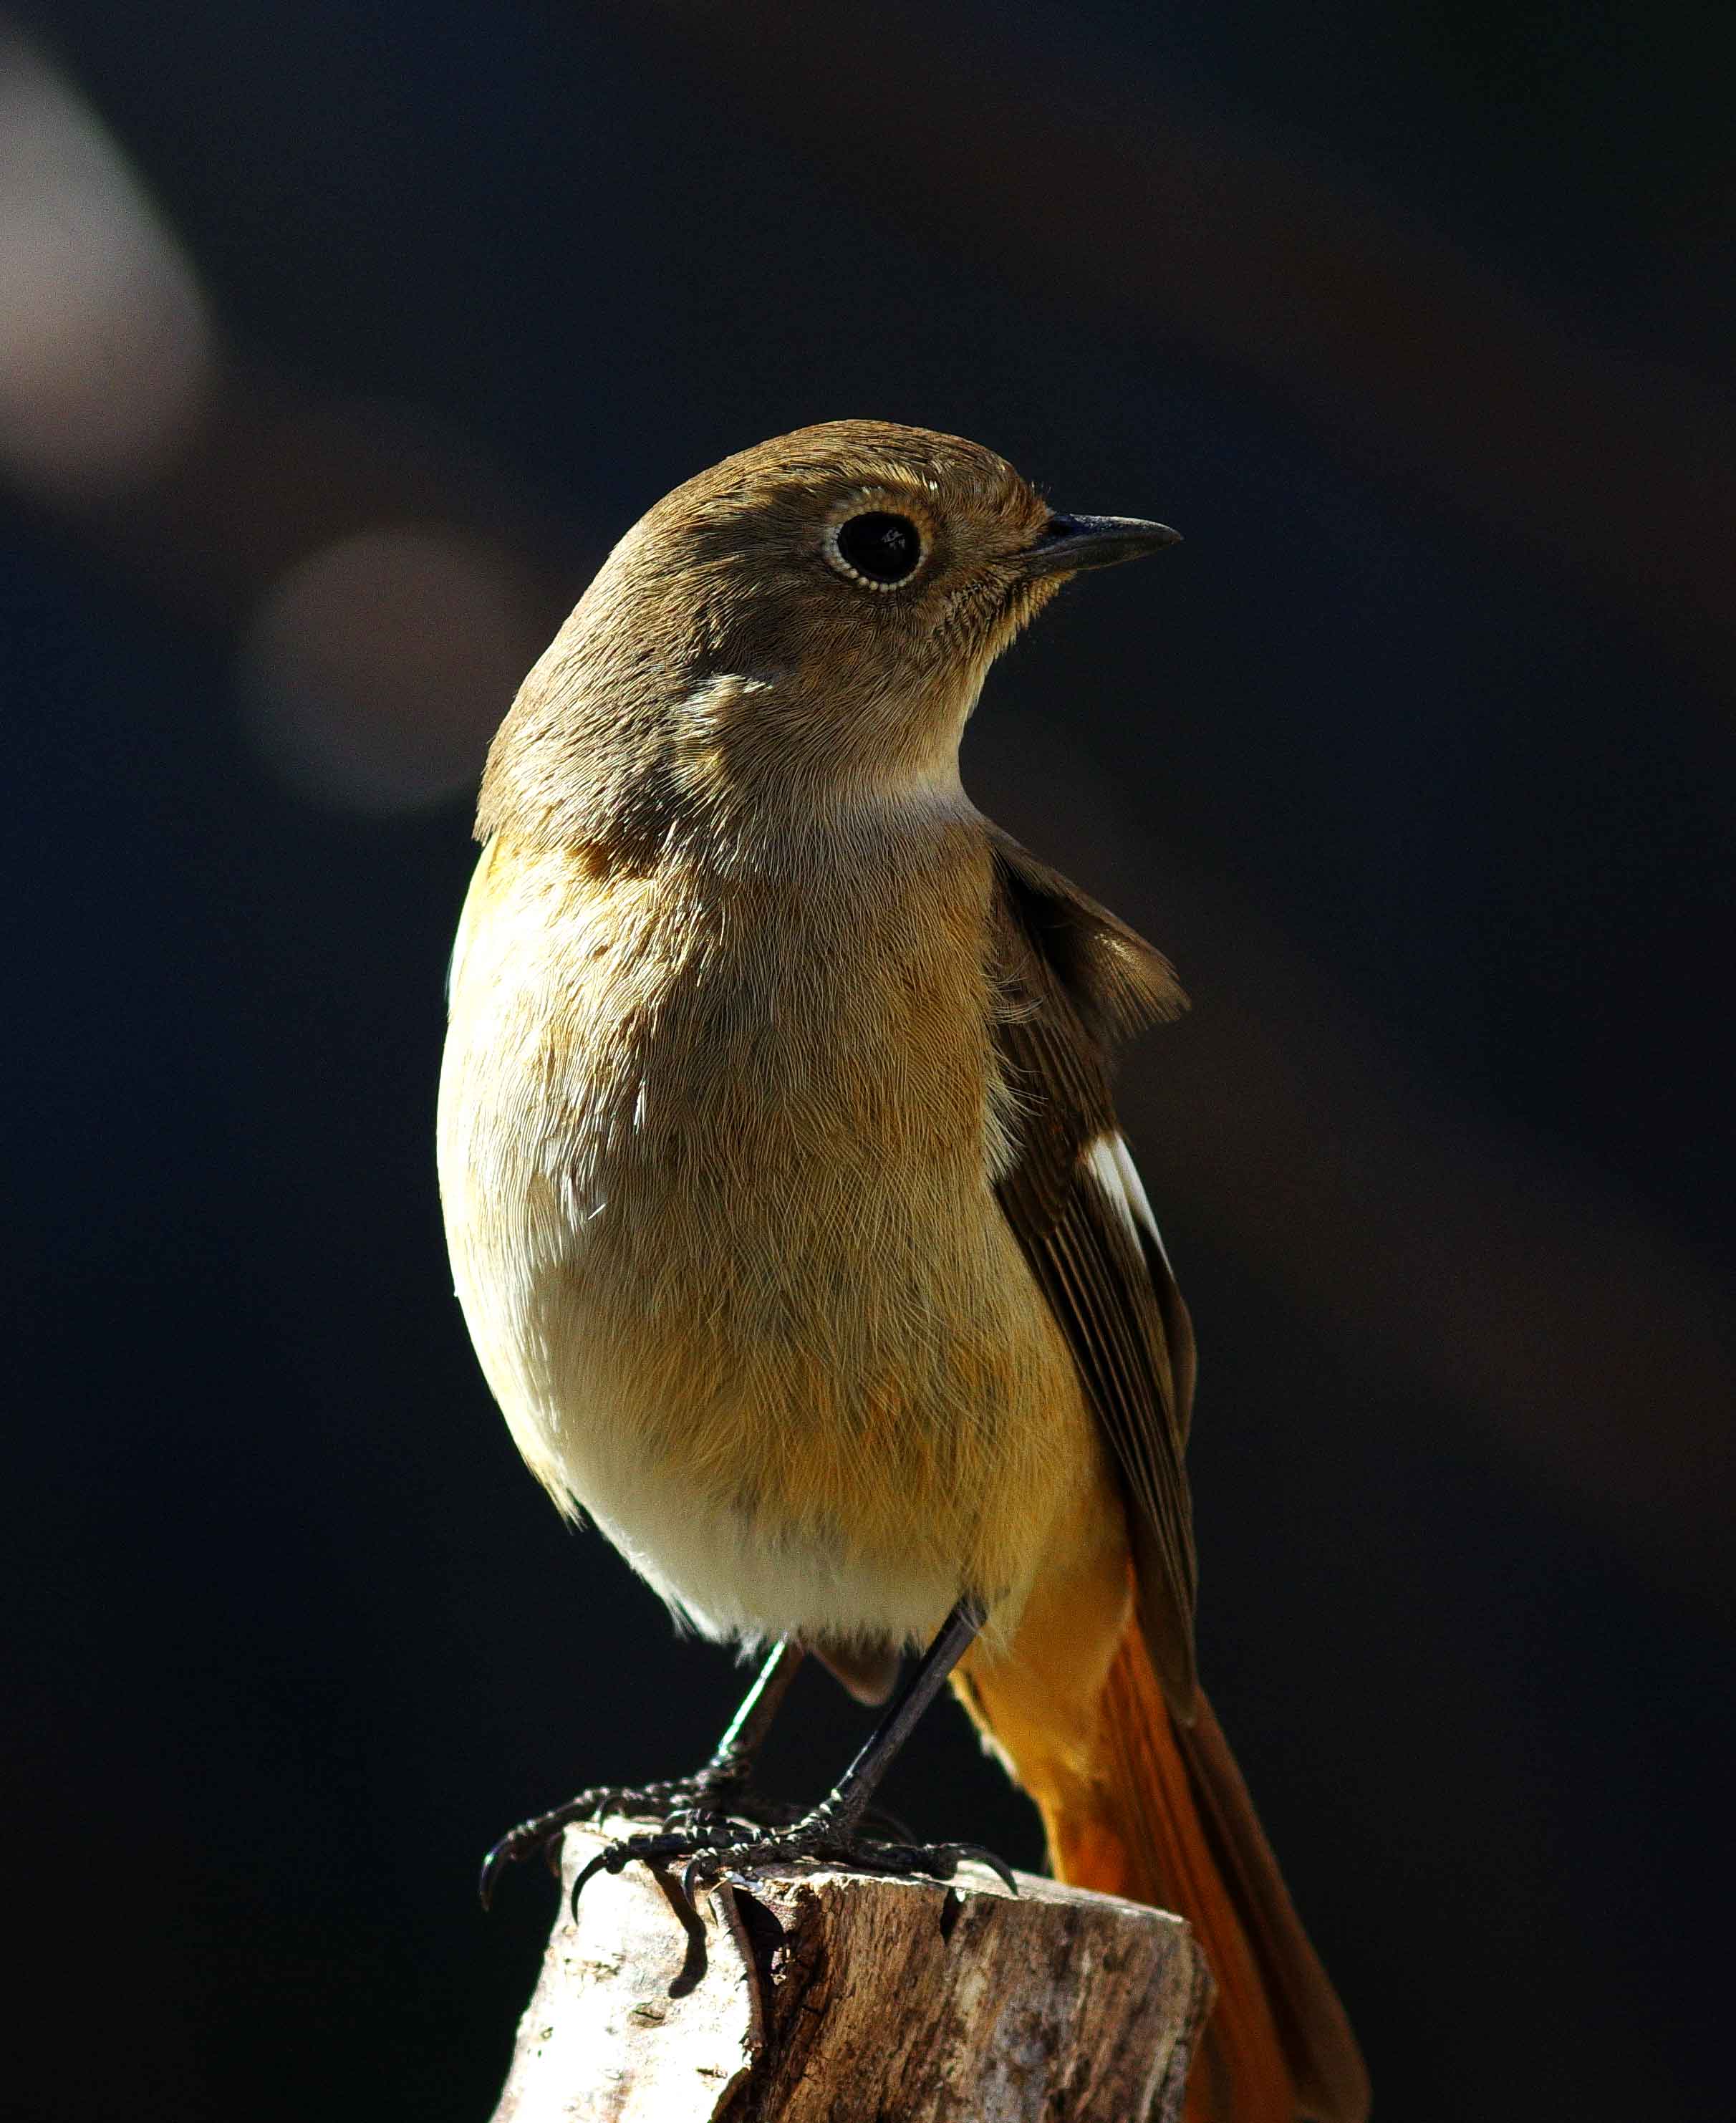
[826, 511, 924, 589]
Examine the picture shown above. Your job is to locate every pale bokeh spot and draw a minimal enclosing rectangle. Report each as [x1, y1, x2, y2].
[0, 29, 213, 501]
[239, 524, 544, 812]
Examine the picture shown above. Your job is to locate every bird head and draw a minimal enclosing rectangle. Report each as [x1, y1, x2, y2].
[478, 420, 1177, 851]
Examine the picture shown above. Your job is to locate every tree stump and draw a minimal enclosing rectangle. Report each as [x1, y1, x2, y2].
[490, 1819, 1211, 2122]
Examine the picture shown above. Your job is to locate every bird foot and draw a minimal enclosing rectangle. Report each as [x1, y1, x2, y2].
[569, 1805, 1018, 1918]
[479, 1757, 792, 1908]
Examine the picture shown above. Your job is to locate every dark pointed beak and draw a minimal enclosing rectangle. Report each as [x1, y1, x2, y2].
[1018, 513, 1182, 577]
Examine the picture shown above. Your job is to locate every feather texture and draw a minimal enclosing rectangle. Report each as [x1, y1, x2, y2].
[438, 811, 1109, 1657]
[988, 833, 1199, 1704]
[439, 420, 1366, 2119]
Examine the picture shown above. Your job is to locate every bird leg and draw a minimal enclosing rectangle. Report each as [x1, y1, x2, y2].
[479, 1637, 804, 1907]
[570, 1599, 1017, 1915]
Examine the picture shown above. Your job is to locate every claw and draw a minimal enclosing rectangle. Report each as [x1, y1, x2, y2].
[477, 1799, 605, 1911]
[569, 1843, 622, 1918]
[480, 1768, 786, 1912]
[560, 1809, 1017, 1917]
[652, 1857, 698, 1925]
[479, 1826, 547, 1911]
[954, 1842, 1020, 1895]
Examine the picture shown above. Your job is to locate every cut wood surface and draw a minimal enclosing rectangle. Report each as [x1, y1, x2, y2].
[490, 1819, 1211, 2123]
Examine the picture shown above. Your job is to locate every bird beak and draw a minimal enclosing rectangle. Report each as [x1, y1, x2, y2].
[1018, 514, 1182, 578]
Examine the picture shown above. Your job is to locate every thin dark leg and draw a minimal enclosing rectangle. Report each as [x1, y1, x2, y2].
[572, 1598, 1015, 1913]
[713, 1636, 804, 1766]
[804, 1598, 985, 1829]
[479, 1637, 804, 1907]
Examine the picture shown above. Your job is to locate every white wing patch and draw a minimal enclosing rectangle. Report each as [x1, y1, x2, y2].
[1083, 1131, 1177, 1275]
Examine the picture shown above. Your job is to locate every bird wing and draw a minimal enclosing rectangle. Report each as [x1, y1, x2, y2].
[988, 829, 1200, 1709]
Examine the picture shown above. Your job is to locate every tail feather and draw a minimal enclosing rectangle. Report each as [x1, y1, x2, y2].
[1172, 1687, 1370, 2123]
[1000, 1620, 1369, 2123]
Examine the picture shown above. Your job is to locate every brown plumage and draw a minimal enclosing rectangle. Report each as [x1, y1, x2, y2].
[440, 420, 1369, 2120]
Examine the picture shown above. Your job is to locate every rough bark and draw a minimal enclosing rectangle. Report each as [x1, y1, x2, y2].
[490, 1819, 1211, 2122]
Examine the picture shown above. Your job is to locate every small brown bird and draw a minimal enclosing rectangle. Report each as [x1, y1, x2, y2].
[439, 420, 1369, 2123]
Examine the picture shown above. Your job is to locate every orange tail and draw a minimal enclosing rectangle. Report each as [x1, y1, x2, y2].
[960, 1611, 1369, 2123]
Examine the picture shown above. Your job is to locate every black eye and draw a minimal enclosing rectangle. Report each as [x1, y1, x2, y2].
[829, 511, 924, 587]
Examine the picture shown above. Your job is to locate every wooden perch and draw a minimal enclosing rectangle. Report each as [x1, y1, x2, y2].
[490, 1819, 1211, 2122]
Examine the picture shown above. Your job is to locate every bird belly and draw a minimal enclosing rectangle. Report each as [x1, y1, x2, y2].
[438, 839, 1104, 1651]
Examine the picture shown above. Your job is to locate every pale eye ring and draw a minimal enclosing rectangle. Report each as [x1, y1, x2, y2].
[824, 511, 925, 589]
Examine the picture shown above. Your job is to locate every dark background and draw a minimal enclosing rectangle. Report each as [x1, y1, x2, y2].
[4, 4, 1732, 2119]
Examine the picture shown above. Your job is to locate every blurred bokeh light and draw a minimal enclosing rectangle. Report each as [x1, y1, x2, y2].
[240, 525, 543, 810]
[0, 26, 212, 499]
